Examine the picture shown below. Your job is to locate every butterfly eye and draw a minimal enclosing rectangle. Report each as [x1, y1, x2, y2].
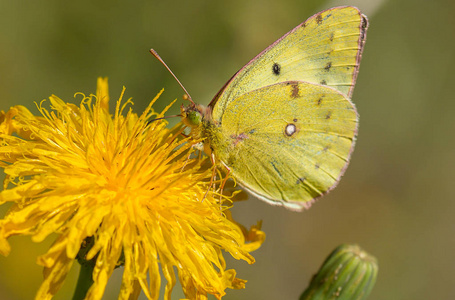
[186, 110, 202, 127]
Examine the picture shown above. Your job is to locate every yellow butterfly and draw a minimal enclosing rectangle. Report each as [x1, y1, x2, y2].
[177, 6, 368, 211]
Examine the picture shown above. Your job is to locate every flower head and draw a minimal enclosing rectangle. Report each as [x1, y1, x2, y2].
[0, 78, 265, 299]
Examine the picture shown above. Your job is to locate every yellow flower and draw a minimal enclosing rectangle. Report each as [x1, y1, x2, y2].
[0, 78, 265, 300]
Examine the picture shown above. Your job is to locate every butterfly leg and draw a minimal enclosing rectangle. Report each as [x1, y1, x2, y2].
[218, 165, 231, 210]
[202, 152, 217, 203]
[180, 126, 204, 171]
[181, 144, 199, 172]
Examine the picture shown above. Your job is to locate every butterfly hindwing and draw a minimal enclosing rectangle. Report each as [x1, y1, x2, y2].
[213, 81, 358, 211]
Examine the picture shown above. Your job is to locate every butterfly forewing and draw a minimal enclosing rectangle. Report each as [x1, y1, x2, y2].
[210, 6, 367, 122]
[214, 82, 358, 211]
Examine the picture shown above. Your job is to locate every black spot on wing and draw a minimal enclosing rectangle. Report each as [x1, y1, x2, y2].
[316, 14, 322, 24]
[296, 177, 306, 185]
[362, 16, 369, 29]
[360, 16, 368, 44]
[271, 162, 282, 177]
[320, 79, 327, 85]
[272, 63, 281, 75]
[324, 62, 332, 71]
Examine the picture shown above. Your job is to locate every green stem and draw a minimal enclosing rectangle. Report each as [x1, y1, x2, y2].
[72, 262, 94, 300]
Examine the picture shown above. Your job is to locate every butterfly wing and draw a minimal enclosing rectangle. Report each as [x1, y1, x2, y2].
[213, 81, 357, 211]
[210, 6, 368, 122]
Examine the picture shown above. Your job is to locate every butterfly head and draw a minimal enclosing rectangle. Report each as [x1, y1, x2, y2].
[180, 103, 212, 128]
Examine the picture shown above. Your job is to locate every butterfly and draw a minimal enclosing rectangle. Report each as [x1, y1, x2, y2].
[176, 6, 368, 211]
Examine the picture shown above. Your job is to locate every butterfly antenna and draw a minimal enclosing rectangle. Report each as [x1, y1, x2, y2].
[148, 114, 182, 123]
[150, 49, 195, 105]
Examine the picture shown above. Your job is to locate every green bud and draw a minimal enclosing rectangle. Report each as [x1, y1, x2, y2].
[300, 244, 378, 300]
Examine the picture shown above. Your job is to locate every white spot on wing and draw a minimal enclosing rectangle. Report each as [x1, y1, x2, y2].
[285, 124, 297, 136]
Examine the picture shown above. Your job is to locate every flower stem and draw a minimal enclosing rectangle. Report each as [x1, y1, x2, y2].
[72, 262, 94, 300]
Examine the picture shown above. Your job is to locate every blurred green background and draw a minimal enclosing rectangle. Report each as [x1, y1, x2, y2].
[1, 0, 454, 299]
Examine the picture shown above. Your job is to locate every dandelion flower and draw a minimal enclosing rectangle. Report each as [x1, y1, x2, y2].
[0, 78, 265, 300]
